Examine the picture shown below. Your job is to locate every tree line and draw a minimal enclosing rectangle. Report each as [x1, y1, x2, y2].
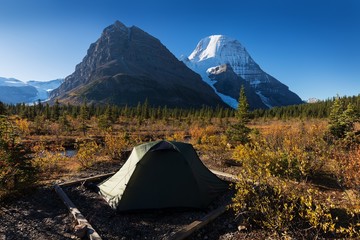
[1, 99, 234, 123]
[252, 94, 360, 119]
[0, 94, 359, 122]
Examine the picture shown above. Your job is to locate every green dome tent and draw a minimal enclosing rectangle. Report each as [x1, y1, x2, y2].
[98, 140, 228, 211]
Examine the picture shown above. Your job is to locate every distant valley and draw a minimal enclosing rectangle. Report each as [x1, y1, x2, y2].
[0, 77, 63, 104]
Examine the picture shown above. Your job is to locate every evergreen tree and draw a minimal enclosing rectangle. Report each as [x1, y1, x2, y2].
[122, 104, 129, 118]
[59, 112, 71, 133]
[44, 103, 51, 120]
[226, 85, 251, 145]
[111, 105, 119, 122]
[104, 105, 113, 123]
[33, 115, 45, 135]
[328, 97, 359, 142]
[0, 115, 36, 191]
[141, 98, 149, 119]
[0, 101, 6, 115]
[162, 105, 168, 122]
[79, 101, 89, 135]
[236, 85, 250, 124]
[98, 106, 113, 130]
[36, 99, 43, 115]
[51, 99, 60, 121]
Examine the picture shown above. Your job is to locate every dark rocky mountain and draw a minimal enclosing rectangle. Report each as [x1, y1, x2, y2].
[50, 21, 227, 108]
[182, 35, 304, 108]
[207, 64, 267, 109]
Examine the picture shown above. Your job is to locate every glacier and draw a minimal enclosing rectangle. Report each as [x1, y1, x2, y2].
[0, 77, 63, 104]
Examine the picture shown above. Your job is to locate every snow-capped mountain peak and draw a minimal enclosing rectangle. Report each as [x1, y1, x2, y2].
[182, 35, 303, 109]
[187, 35, 261, 78]
[189, 35, 226, 61]
[189, 35, 244, 62]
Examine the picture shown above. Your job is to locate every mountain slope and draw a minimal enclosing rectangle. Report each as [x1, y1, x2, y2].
[182, 35, 303, 108]
[207, 64, 267, 109]
[50, 21, 227, 108]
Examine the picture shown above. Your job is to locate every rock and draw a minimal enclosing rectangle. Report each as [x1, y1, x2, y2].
[237, 225, 248, 231]
[208, 64, 267, 109]
[0, 232, 5, 240]
[74, 223, 87, 238]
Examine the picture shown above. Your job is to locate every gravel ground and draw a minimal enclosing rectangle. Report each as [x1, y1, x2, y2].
[63, 182, 236, 240]
[0, 187, 74, 240]
[0, 182, 243, 240]
[0, 158, 267, 240]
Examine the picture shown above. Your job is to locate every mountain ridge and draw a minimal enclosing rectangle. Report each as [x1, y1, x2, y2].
[50, 21, 227, 108]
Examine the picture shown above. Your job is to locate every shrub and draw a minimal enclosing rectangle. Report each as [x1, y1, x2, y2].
[235, 122, 330, 181]
[334, 146, 360, 189]
[198, 134, 229, 162]
[235, 179, 318, 237]
[15, 118, 30, 136]
[189, 124, 218, 145]
[75, 140, 101, 169]
[232, 120, 360, 238]
[31, 142, 67, 174]
[104, 132, 130, 160]
[232, 167, 359, 238]
[167, 131, 186, 142]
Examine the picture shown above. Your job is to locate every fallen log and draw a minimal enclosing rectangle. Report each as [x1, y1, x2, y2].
[54, 184, 102, 240]
[58, 172, 115, 187]
[210, 169, 238, 183]
[169, 204, 228, 240]
[224, 159, 242, 167]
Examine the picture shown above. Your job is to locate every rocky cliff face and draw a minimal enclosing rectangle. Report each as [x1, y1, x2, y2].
[50, 21, 226, 108]
[182, 35, 303, 108]
[207, 64, 267, 109]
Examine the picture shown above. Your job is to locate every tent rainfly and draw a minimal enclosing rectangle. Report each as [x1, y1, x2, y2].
[98, 140, 228, 211]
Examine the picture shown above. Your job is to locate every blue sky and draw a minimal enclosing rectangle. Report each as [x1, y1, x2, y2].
[0, 0, 359, 101]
